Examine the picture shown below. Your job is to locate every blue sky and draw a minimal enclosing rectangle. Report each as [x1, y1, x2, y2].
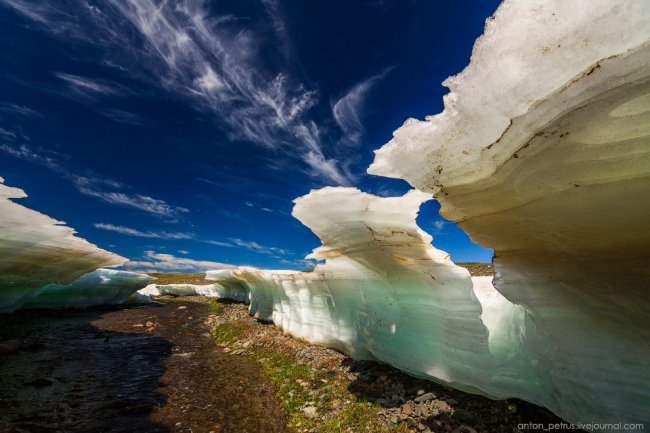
[0, 0, 497, 271]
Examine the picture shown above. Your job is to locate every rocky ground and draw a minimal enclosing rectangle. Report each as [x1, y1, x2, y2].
[0, 298, 290, 433]
[205, 298, 581, 433]
[149, 273, 212, 285]
[455, 263, 494, 277]
[1, 291, 579, 433]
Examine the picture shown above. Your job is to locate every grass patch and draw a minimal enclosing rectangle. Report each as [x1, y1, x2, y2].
[148, 272, 210, 285]
[212, 321, 410, 433]
[209, 300, 224, 315]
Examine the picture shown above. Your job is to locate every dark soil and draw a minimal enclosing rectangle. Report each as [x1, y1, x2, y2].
[0, 299, 290, 433]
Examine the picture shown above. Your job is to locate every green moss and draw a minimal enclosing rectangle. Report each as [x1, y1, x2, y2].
[320, 402, 410, 433]
[209, 300, 225, 315]
[211, 321, 413, 433]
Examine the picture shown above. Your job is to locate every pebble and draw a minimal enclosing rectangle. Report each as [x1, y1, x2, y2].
[414, 392, 436, 403]
[302, 406, 317, 418]
[446, 398, 458, 405]
[177, 306, 187, 310]
[416, 405, 430, 417]
[401, 403, 413, 415]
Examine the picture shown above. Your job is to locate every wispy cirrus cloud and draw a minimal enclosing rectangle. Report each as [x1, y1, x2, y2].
[55, 72, 120, 97]
[0, 127, 17, 140]
[0, 0, 355, 185]
[93, 223, 194, 240]
[94, 222, 231, 246]
[0, 143, 187, 220]
[93, 222, 288, 256]
[0, 102, 41, 118]
[229, 238, 290, 257]
[0, 143, 62, 170]
[76, 178, 188, 220]
[332, 68, 393, 144]
[96, 108, 145, 125]
[122, 250, 235, 272]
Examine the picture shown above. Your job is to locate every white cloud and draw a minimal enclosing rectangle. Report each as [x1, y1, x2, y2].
[203, 239, 234, 247]
[0, 143, 188, 220]
[0, 0, 54, 24]
[122, 250, 235, 272]
[55, 72, 118, 96]
[93, 223, 194, 239]
[431, 220, 447, 233]
[0, 127, 17, 140]
[0, 102, 41, 117]
[93, 223, 286, 257]
[332, 69, 393, 144]
[178, 250, 190, 255]
[0, 143, 61, 170]
[74, 176, 188, 220]
[0, 0, 354, 185]
[97, 108, 145, 125]
[230, 238, 290, 256]
[194, 66, 224, 91]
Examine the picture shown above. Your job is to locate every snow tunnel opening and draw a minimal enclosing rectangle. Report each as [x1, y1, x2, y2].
[415, 198, 495, 277]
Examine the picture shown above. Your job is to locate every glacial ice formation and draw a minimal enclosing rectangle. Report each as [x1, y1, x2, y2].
[206, 188, 518, 388]
[0, 177, 125, 312]
[138, 283, 225, 298]
[24, 269, 153, 309]
[366, 0, 650, 428]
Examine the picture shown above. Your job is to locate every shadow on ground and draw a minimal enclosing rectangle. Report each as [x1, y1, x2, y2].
[1, 299, 290, 433]
[345, 359, 583, 433]
[0, 305, 172, 433]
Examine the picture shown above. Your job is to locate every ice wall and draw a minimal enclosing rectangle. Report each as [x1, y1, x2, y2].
[367, 0, 650, 428]
[138, 283, 225, 298]
[0, 177, 126, 312]
[24, 269, 153, 309]
[207, 188, 533, 395]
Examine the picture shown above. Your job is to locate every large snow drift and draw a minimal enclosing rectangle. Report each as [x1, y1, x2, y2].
[208, 185, 646, 430]
[207, 188, 527, 392]
[366, 0, 650, 429]
[138, 283, 225, 298]
[205, 1, 649, 428]
[0, 177, 126, 312]
[24, 269, 153, 309]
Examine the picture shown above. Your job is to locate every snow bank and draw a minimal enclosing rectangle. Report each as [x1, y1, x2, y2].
[25, 269, 153, 309]
[204, 3, 650, 421]
[0, 177, 125, 312]
[208, 185, 647, 429]
[207, 188, 509, 387]
[366, 0, 650, 428]
[138, 283, 223, 298]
